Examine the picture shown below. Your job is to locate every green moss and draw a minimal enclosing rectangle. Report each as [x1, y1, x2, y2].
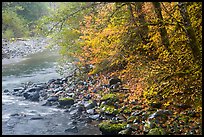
[147, 128, 166, 135]
[101, 105, 119, 115]
[98, 120, 127, 134]
[59, 97, 74, 101]
[101, 94, 117, 101]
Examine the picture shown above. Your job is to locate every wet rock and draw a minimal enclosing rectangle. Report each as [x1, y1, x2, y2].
[84, 100, 96, 110]
[30, 116, 44, 120]
[24, 87, 38, 93]
[47, 96, 58, 102]
[48, 79, 55, 84]
[13, 87, 24, 92]
[88, 114, 100, 120]
[53, 87, 63, 93]
[3, 89, 10, 93]
[10, 113, 20, 117]
[70, 109, 79, 115]
[64, 126, 78, 133]
[24, 91, 40, 102]
[58, 97, 74, 106]
[86, 108, 95, 114]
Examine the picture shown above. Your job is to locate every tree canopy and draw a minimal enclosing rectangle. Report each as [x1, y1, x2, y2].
[36, 2, 202, 110]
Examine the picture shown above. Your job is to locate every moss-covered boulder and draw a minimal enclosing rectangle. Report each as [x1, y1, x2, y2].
[100, 105, 119, 115]
[100, 93, 118, 105]
[98, 120, 127, 135]
[147, 128, 166, 135]
[58, 97, 74, 106]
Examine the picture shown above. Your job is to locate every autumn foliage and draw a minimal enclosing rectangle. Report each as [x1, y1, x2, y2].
[38, 2, 202, 111]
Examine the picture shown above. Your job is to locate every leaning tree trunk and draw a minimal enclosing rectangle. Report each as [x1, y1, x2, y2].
[152, 2, 171, 53]
[178, 2, 202, 68]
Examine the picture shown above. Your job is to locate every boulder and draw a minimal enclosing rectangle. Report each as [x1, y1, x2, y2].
[98, 120, 126, 135]
[88, 114, 100, 120]
[3, 89, 10, 93]
[47, 96, 59, 102]
[58, 97, 74, 106]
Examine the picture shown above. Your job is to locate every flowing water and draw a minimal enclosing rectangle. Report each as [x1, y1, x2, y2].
[2, 42, 101, 135]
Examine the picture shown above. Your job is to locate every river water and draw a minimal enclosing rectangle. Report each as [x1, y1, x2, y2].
[2, 44, 101, 135]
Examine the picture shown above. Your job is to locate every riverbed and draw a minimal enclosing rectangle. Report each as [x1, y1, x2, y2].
[2, 39, 101, 135]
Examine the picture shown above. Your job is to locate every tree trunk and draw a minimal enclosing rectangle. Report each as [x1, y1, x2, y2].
[152, 2, 171, 52]
[135, 2, 149, 44]
[178, 2, 202, 67]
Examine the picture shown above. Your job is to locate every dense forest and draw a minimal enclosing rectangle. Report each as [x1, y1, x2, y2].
[2, 2, 48, 39]
[36, 2, 202, 110]
[2, 2, 202, 135]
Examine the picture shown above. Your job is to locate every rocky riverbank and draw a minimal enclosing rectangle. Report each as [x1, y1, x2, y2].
[2, 38, 202, 135]
[2, 38, 56, 59]
[3, 71, 202, 135]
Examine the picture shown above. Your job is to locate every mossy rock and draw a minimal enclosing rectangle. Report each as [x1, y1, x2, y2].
[147, 128, 166, 135]
[58, 97, 74, 106]
[100, 94, 118, 105]
[101, 105, 119, 115]
[98, 120, 127, 135]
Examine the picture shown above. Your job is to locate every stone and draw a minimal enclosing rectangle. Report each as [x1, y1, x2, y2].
[86, 109, 95, 114]
[30, 116, 44, 120]
[98, 120, 126, 135]
[88, 114, 100, 120]
[48, 79, 55, 84]
[25, 87, 37, 93]
[3, 89, 10, 93]
[47, 96, 58, 102]
[13, 87, 24, 92]
[64, 126, 78, 133]
[53, 87, 63, 93]
[58, 97, 74, 106]
[84, 101, 95, 110]
[29, 92, 40, 101]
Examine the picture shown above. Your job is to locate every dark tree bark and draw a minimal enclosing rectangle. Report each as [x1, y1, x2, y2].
[178, 2, 202, 67]
[152, 2, 171, 52]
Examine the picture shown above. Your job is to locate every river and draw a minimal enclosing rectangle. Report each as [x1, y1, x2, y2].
[2, 42, 101, 135]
